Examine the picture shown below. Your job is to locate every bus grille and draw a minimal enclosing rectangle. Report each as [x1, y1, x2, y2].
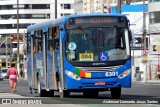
[76, 65, 122, 72]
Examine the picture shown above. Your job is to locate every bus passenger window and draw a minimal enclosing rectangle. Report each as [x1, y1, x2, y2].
[54, 40, 59, 50]
[48, 27, 54, 51]
[53, 27, 59, 50]
[33, 45, 37, 53]
[33, 31, 39, 53]
[38, 30, 42, 52]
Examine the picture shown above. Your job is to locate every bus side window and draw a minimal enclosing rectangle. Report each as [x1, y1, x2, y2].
[53, 27, 59, 50]
[48, 27, 54, 51]
[33, 31, 39, 53]
[33, 45, 37, 53]
[54, 40, 59, 50]
[38, 30, 42, 52]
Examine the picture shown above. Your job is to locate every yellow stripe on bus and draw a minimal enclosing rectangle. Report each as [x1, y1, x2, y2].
[85, 72, 91, 78]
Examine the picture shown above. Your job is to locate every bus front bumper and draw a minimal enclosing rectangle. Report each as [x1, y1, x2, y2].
[65, 73, 131, 90]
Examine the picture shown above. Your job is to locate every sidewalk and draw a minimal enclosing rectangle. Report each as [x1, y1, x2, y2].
[133, 80, 160, 85]
[145, 80, 160, 84]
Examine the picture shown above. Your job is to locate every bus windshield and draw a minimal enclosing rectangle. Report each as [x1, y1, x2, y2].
[66, 27, 130, 62]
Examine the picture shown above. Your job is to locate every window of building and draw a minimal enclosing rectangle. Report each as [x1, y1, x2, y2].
[64, 13, 71, 16]
[149, 12, 160, 24]
[64, 4, 71, 9]
[104, 6, 107, 8]
[0, 24, 32, 29]
[24, 4, 31, 9]
[32, 4, 50, 9]
[0, 5, 12, 10]
[0, 13, 50, 20]
[32, 14, 45, 19]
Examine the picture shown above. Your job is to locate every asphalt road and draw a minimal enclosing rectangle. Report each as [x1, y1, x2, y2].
[0, 79, 160, 107]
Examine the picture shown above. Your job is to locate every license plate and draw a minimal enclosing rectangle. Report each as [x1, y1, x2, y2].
[95, 82, 105, 86]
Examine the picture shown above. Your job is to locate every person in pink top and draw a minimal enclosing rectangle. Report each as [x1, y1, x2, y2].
[7, 63, 19, 92]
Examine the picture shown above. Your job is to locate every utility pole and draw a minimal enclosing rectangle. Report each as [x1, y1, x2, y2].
[118, 0, 121, 14]
[55, 0, 57, 19]
[17, 0, 20, 74]
[142, 0, 147, 82]
[143, 0, 146, 50]
[6, 35, 8, 68]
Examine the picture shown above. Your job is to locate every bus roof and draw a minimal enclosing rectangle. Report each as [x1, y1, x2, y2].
[27, 19, 54, 32]
[27, 13, 127, 33]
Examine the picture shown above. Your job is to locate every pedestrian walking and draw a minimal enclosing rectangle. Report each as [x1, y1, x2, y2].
[20, 69, 24, 79]
[135, 70, 141, 82]
[7, 63, 19, 92]
[156, 65, 160, 80]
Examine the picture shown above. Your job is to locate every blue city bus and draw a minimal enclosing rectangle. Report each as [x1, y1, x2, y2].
[26, 13, 132, 98]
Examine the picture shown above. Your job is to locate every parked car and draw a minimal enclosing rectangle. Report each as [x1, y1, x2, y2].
[0, 68, 8, 80]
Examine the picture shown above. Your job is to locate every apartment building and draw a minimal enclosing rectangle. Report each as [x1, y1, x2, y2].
[148, 0, 160, 79]
[83, 0, 117, 14]
[0, 0, 75, 66]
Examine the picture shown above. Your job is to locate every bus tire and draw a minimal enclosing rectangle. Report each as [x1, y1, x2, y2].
[110, 88, 121, 99]
[62, 90, 70, 97]
[37, 80, 46, 97]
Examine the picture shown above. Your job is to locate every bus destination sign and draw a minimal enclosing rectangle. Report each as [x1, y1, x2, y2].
[68, 17, 120, 25]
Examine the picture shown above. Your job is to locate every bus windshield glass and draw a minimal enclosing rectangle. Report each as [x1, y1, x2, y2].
[66, 27, 130, 62]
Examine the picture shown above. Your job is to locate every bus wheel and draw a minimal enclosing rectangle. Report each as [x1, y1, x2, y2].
[37, 80, 46, 97]
[110, 88, 121, 99]
[83, 90, 99, 98]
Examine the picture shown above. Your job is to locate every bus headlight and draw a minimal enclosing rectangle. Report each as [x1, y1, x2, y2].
[65, 70, 81, 80]
[118, 70, 131, 79]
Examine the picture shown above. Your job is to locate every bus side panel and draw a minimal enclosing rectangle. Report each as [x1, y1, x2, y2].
[27, 55, 32, 87]
[34, 53, 45, 89]
[54, 51, 60, 74]
[46, 52, 54, 90]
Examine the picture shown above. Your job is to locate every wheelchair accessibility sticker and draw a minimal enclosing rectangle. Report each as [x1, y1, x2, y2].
[100, 52, 108, 61]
